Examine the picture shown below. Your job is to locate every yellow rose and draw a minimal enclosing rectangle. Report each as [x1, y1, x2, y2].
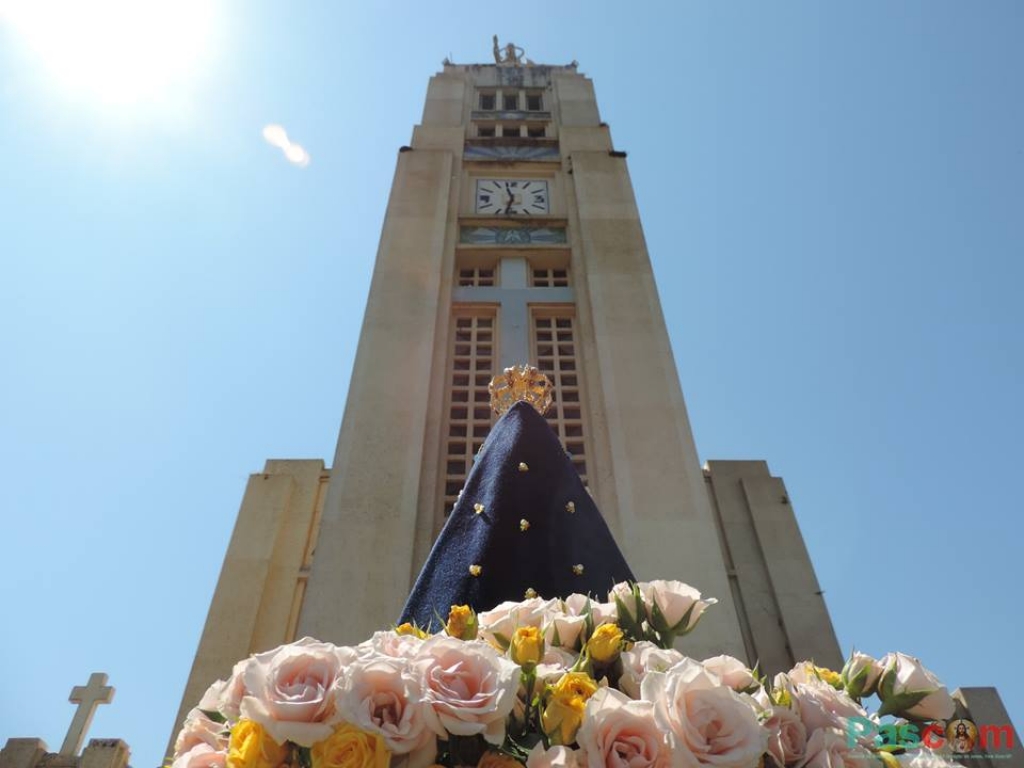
[227, 719, 289, 768]
[311, 724, 389, 768]
[395, 622, 428, 639]
[815, 666, 843, 689]
[446, 605, 478, 640]
[541, 672, 598, 745]
[586, 624, 624, 663]
[510, 626, 544, 669]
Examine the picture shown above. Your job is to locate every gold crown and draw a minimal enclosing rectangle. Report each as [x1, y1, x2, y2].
[488, 365, 553, 416]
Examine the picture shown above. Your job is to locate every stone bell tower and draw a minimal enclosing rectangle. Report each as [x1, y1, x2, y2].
[171, 41, 841, 746]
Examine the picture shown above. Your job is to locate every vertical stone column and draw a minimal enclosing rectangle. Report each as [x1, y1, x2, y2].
[555, 71, 745, 661]
[170, 460, 325, 754]
[704, 460, 842, 673]
[298, 72, 466, 646]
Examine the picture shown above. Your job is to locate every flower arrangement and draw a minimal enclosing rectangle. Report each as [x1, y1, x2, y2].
[172, 580, 965, 768]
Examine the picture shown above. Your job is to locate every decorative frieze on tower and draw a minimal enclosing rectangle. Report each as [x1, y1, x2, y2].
[170, 43, 842, 749]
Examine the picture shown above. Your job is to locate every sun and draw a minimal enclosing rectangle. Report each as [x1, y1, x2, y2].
[0, 0, 216, 105]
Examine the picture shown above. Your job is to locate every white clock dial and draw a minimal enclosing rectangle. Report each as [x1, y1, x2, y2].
[475, 179, 549, 215]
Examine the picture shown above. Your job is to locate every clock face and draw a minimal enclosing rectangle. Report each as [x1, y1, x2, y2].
[475, 179, 549, 215]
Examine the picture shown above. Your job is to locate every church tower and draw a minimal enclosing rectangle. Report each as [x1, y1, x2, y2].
[171, 46, 841, 743]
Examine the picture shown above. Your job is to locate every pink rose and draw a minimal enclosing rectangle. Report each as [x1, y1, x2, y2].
[240, 636, 355, 746]
[840, 652, 882, 699]
[764, 705, 807, 766]
[701, 656, 759, 693]
[639, 581, 717, 636]
[576, 688, 671, 768]
[618, 642, 685, 699]
[607, 582, 643, 624]
[209, 658, 252, 722]
[878, 653, 956, 722]
[544, 612, 587, 650]
[412, 636, 519, 744]
[358, 631, 425, 659]
[526, 744, 579, 768]
[537, 646, 579, 685]
[563, 594, 617, 626]
[173, 708, 228, 758]
[798, 728, 871, 768]
[478, 598, 556, 645]
[642, 658, 767, 768]
[898, 751, 967, 767]
[171, 744, 226, 768]
[793, 680, 867, 735]
[337, 655, 435, 768]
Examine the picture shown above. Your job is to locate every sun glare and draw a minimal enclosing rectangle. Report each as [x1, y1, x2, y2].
[0, 0, 215, 105]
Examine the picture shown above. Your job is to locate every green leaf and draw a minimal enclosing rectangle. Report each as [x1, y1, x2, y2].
[877, 690, 931, 718]
[613, 594, 642, 639]
[649, 597, 671, 635]
[198, 709, 226, 725]
[492, 632, 512, 651]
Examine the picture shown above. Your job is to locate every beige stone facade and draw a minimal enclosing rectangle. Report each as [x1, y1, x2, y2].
[171, 58, 842, 742]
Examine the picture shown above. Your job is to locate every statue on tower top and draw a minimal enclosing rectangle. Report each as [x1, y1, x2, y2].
[492, 35, 531, 66]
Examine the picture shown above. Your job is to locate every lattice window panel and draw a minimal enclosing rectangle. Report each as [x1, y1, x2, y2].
[531, 268, 570, 287]
[443, 314, 496, 516]
[534, 315, 588, 484]
[456, 267, 495, 287]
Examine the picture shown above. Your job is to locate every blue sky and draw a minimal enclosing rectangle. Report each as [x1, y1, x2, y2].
[1, 2, 1021, 766]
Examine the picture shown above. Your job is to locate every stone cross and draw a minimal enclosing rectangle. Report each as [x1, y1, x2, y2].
[452, 256, 573, 369]
[60, 673, 115, 756]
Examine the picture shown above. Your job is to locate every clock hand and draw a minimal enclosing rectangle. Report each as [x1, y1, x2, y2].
[504, 182, 513, 213]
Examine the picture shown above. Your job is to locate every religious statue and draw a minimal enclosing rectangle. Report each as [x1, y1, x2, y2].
[492, 35, 529, 66]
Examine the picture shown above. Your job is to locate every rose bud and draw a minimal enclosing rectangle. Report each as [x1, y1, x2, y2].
[841, 651, 882, 699]
[586, 624, 624, 664]
[510, 626, 545, 670]
[446, 605, 478, 640]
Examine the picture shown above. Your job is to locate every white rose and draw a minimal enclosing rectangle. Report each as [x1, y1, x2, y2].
[799, 728, 872, 768]
[702, 655, 759, 693]
[763, 705, 807, 766]
[618, 642, 685, 699]
[878, 653, 956, 721]
[526, 744, 579, 768]
[576, 688, 671, 768]
[239, 636, 355, 746]
[642, 658, 767, 768]
[337, 655, 434, 766]
[412, 636, 519, 744]
[841, 652, 882, 699]
[639, 580, 717, 636]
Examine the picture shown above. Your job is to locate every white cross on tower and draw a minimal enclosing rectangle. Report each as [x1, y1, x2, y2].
[60, 672, 115, 756]
[452, 256, 573, 368]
